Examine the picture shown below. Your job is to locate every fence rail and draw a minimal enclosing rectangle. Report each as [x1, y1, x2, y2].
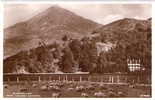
[3, 73, 151, 84]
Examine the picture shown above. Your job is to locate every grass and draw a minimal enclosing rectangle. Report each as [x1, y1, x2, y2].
[4, 81, 151, 98]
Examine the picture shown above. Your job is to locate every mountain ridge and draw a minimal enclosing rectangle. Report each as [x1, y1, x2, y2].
[4, 6, 100, 57]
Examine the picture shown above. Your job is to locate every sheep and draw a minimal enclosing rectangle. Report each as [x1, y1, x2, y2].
[129, 85, 135, 88]
[81, 93, 89, 97]
[86, 85, 94, 90]
[49, 86, 61, 92]
[94, 91, 106, 97]
[40, 85, 48, 91]
[117, 91, 126, 97]
[99, 83, 107, 90]
[76, 85, 85, 92]
[57, 83, 64, 87]
[32, 83, 37, 88]
[108, 91, 117, 97]
[67, 87, 74, 91]
[52, 93, 61, 98]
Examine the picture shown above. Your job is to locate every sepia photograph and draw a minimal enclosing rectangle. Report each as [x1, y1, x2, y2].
[3, 4, 152, 98]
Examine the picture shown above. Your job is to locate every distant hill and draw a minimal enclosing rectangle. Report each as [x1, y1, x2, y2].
[4, 5, 100, 58]
[92, 18, 151, 44]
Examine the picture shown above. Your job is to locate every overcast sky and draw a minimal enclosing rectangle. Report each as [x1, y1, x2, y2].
[4, 4, 151, 28]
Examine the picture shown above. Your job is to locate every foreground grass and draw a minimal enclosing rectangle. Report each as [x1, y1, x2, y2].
[4, 81, 151, 98]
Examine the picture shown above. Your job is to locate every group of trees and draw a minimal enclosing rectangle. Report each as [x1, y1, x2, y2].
[4, 23, 151, 74]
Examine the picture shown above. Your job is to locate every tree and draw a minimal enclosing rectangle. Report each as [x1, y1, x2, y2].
[60, 46, 75, 73]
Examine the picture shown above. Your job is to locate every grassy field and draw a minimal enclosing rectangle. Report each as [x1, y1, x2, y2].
[4, 81, 151, 98]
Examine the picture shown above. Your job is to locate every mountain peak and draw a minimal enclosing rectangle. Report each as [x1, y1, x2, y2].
[51, 5, 61, 8]
[4, 6, 99, 57]
[45, 5, 68, 13]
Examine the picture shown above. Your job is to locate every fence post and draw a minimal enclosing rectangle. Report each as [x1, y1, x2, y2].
[38, 76, 41, 82]
[7, 78, 10, 82]
[66, 75, 68, 82]
[63, 77, 65, 82]
[112, 76, 114, 83]
[59, 76, 61, 81]
[117, 75, 120, 83]
[72, 78, 74, 82]
[17, 77, 19, 83]
[80, 76, 82, 82]
[109, 76, 111, 83]
[88, 76, 91, 82]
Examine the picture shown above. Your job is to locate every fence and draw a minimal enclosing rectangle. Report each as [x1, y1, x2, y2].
[3, 73, 151, 84]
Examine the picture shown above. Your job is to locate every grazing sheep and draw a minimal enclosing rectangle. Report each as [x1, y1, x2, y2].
[117, 91, 126, 97]
[32, 83, 37, 88]
[49, 86, 61, 92]
[99, 83, 104, 87]
[86, 85, 94, 90]
[54, 86, 61, 91]
[108, 91, 117, 97]
[58, 83, 64, 87]
[99, 83, 107, 90]
[69, 84, 75, 88]
[81, 93, 89, 97]
[40, 85, 48, 91]
[67, 87, 74, 91]
[129, 85, 135, 88]
[76, 86, 85, 92]
[94, 91, 105, 97]
[52, 93, 61, 98]
[49, 82, 56, 86]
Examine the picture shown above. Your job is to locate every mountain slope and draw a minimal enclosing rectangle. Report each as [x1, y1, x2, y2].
[92, 18, 151, 48]
[91, 18, 151, 69]
[4, 6, 100, 57]
[4, 18, 151, 73]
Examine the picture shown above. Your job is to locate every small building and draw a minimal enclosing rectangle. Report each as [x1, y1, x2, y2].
[96, 42, 115, 56]
[127, 58, 141, 72]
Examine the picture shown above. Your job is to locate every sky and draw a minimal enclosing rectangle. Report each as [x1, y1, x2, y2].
[4, 4, 151, 28]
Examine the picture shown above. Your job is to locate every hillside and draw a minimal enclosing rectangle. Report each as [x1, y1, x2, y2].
[4, 5, 100, 58]
[91, 18, 151, 72]
[4, 17, 151, 74]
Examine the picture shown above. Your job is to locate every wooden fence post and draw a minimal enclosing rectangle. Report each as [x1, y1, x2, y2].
[80, 76, 82, 82]
[38, 76, 41, 82]
[17, 77, 19, 83]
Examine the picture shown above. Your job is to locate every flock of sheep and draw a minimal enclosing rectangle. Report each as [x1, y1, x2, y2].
[4, 80, 150, 98]
[32, 81, 127, 97]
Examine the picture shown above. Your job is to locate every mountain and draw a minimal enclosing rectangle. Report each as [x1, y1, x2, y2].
[91, 18, 151, 48]
[4, 17, 151, 73]
[4, 5, 100, 58]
